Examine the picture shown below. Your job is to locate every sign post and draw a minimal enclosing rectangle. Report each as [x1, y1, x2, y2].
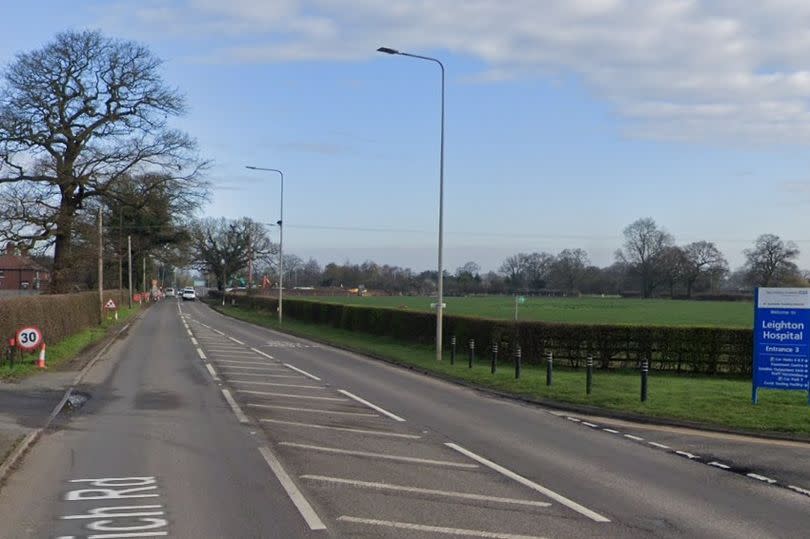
[514, 296, 526, 321]
[753, 288, 810, 405]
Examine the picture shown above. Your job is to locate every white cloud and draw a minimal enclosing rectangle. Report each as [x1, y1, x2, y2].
[101, 0, 810, 143]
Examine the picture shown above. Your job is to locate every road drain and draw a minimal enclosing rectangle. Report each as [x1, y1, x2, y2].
[64, 391, 90, 411]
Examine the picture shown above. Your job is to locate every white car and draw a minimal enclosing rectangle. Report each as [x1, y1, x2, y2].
[165, 287, 176, 298]
[181, 287, 196, 301]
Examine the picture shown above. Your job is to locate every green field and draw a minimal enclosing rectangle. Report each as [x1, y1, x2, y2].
[298, 295, 753, 328]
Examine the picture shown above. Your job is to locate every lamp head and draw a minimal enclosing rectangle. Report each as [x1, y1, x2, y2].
[377, 47, 399, 55]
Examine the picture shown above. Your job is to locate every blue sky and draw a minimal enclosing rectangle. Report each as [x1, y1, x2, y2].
[4, 1, 810, 272]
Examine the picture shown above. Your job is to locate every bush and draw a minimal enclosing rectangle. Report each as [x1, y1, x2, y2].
[225, 295, 754, 376]
[0, 291, 104, 358]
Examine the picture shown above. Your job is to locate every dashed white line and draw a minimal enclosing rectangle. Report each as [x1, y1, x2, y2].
[648, 442, 670, 450]
[624, 434, 644, 441]
[708, 462, 731, 469]
[280, 442, 478, 469]
[284, 363, 321, 381]
[581, 422, 599, 428]
[302, 476, 551, 508]
[247, 404, 378, 417]
[338, 390, 406, 422]
[788, 485, 810, 496]
[336, 516, 546, 539]
[260, 418, 421, 439]
[190, 337, 199, 346]
[237, 390, 348, 402]
[566, 417, 581, 422]
[603, 428, 620, 434]
[445, 442, 610, 523]
[220, 388, 249, 424]
[747, 473, 777, 484]
[228, 336, 245, 345]
[675, 451, 700, 460]
[205, 363, 220, 381]
[195, 348, 206, 360]
[258, 446, 327, 531]
[251, 347, 275, 360]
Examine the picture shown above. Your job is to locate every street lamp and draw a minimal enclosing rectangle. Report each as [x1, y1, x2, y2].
[220, 257, 226, 307]
[246, 166, 285, 325]
[377, 46, 446, 362]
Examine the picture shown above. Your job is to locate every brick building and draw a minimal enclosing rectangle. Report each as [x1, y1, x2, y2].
[0, 243, 50, 292]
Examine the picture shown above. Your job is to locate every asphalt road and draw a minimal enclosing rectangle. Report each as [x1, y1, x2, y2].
[0, 299, 807, 538]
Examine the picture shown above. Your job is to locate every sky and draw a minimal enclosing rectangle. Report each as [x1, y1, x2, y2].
[4, 0, 810, 273]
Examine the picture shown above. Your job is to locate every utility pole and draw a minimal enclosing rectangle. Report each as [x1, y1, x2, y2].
[142, 257, 146, 297]
[127, 236, 133, 309]
[118, 208, 123, 307]
[98, 207, 104, 323]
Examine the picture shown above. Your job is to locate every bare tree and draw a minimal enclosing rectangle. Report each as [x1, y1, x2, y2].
[548, 248, 589, 292]
[658, 246, 688, 298]
[682, 241, 728, 297]
[0, 30, 206, 292]
[743, 234, 800, 287]
[616, 218, 673, 298]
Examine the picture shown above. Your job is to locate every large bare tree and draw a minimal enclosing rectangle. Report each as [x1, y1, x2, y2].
[616, 217, 673, 298]
[743, 234, 800, 286]
[0, 30, 206, 292]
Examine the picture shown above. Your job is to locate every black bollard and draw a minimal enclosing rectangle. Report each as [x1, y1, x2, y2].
[586, 355, 593, 395]
[491, 343, 498, 374]
[546, 351, 553, 386]
[468, 339, 475, 368]
[514, 345, 522, 379]
[450, 336, 456, 365]
[641, 359, 649, 402]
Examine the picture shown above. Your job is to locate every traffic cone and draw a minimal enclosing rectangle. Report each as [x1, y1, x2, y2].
[37, 343, 46, 369]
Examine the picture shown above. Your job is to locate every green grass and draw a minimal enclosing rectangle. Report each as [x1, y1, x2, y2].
[294, 295, 753, 328]
[218, 305, 810, 436]
[0, 306, 141, 381]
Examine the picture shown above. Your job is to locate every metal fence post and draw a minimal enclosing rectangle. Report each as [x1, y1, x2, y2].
[468, 339, 475, 368]
[514, 345, 521, 379]
[641, 358, 649, 402]
[450, 336, 456, 365]
[546, 351, 553, 386]
[491, 343, 498, 374]
[586, 355, 593, 395]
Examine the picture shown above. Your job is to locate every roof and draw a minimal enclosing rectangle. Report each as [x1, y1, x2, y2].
[0, 254, 48, 272]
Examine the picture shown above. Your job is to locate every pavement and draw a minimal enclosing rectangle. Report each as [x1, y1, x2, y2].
[0, 299, 807, 538]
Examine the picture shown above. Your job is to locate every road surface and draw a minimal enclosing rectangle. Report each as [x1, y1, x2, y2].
[0, 299, 807, 538]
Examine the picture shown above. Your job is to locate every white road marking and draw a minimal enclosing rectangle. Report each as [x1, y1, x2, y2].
[57, 533, 167, 538]
[623, 434, 644, 441]
[258, 446, 327, 531]
[231, 381, 325, 389]
[566, 417, 581, 422]
[237, 390, 348, 402]
[204, 349, 257, 355]
[283, 363, 321, 381]
[708, 462, 731, 469]
[336, 516, 547, 539]
[247, 404, 378, 417]
[547, 410, 566, 417]
[603, 428, 620, 434]
[280, 442, 479, 469]
[218, 365, 286, 371]
[260, 418, 421, 439]
[61, 505, 165, 519]
[445, 442, 610, 523]
[195, 348, 206, 360]
[302, 476, 551, 508]
[648, 442, 670, 449]
[220, 389, 249, 423]
[675, 451, 700, 460]
[581, 422, 599, 428]
[215, 359, 285, 367]
[788, 485, 810, 496]
[205, 364, 220, 381]
[221, 372, 300, 378]
[251, 347, 275, 360]
[747, 473, 777, 484]
[338, 390, 406, 422]
[190, 337, 199, 346]
[228, 336, 246, 345]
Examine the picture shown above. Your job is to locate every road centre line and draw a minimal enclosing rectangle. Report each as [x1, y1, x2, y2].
[251, 347, 275, 360]
[445, 442, 610, 523]
[258, 446, 327, 531]
[581, 422, 599, 428]
[247, 404, 378, 417]
[708, 462, 731, 469]
[623, 434, 644, 441]
[231, 380, 325, 389]
[283, 364, 321, 381]
[195, 348, 206, 360]
[205, 364, 220, 382]
[603, 429, 620, 434]
[302, 475, 551, 508]
[675, 451, 700, 460]
[566, 417, 581, 422]
[237, 390, 348, 402]
[788, 485, 810, 496]
[338, 390, 406, 422]
[747, 473, 777, 484]
[260, 418, 421, 439]
[648, 442, 671, 450]
[336, 516, 547, 539]
[228, 336, 246, 345]
[221, 389, 249, 423]
[279, 442, 479, 469]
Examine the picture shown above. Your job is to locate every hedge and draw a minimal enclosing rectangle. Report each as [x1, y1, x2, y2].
[0, 291, 110, 357]
[223, 295, 754, 376]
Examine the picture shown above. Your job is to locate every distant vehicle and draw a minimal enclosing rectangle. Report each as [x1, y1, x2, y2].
[165, 287, 176, 297]
[181, 287, 196, 301]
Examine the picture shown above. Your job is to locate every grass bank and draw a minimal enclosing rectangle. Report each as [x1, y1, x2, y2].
[0, 306, 141, 381]
[217, 304, 810, 437]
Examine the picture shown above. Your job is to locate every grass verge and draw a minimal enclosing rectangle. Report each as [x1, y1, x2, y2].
[0, 306, 141, 381]
[217, 304, 810, 437]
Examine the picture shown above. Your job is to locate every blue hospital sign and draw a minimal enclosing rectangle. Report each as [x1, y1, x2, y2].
[753, 288, 810, 404]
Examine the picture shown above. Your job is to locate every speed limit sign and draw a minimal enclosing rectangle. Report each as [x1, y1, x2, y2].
[15, 326, 43, 351]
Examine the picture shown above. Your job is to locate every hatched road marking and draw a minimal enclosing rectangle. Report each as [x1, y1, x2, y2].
[231, 381, 325, 389]
[280, 442, 479, 469]
[205, 364, 220, 381]
[247, 404, 379, 417]
[283, 363, 321, 381]
[236, 390, 348, 402]
[221, 388, 249, 424]
[338, 390, 406, 422]
[336, 516, 548, 539]
[260, 418, 421, 439]
[258, 446, 327, 531]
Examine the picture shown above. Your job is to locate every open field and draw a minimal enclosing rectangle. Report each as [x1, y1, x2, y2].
[296, 295, 754, 328]
[218, 304, 809, 436]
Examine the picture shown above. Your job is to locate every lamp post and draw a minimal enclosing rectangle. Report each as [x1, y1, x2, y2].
[377, 46, 446, 361]
[246, 166, 285, 325]
[220, 257, 226, 307]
